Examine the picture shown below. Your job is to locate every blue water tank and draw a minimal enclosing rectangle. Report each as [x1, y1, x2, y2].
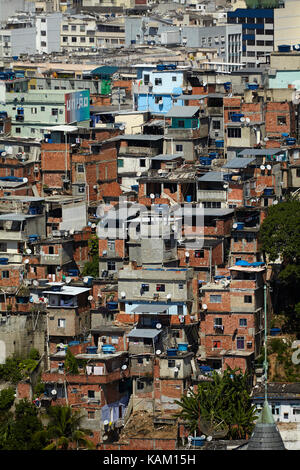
[177, 343, 188, 351]
[186, 195, 192, 202]
[278, 44, 291, 52]
[167, 348, 177, 357]
[86, 346, 98, 354]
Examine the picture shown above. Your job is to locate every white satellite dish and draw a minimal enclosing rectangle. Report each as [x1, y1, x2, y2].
[156, 350, 161, 355]
[273, 200, 279, 205]
[51, 389, 57, 396]
[1, 152, 6, 157]
[23, 177, 28, 183]
[26, 248, 32, 254]
[91, 223, 96, 229]
[121, 364, 127, 370]
[245, 117, 250, 123]
[260, 165, 265, 170]
[103, 420, 109, 426]
[167, 293, 171, 300]
[185, 251, 190, 257]
[202, 304, 207, 310]
[136, 172, 142, 177]
[83, 277, 89, 283]
[203, 82, 207, 87]
[121, 291, 126, 298]
[174, 367, 179, 373]
[233, 223, 237, 229]
[24, 259, 29, 264]
[264, 137, 269, 142]
[266, 164, 272, 170]
[88, 295, 93, 301]
[65, 277, 72, 284]
[33, 280, 39, 287]
[206, 436, 213, 441]
[171, 225, 176, 231]
[70, 229, 74, 235]
[150, 193, 155, 199]
[156, 323, 162, 329]
[223, 184, 228, 189]
[240, 117, 245, 122]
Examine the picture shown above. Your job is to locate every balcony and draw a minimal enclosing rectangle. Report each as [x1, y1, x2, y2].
[132, 83, 153, 95]
[164, 127, 204, 139]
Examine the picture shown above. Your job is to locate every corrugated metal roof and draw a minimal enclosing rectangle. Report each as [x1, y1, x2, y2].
[223, 157, 256, 169]
[151, 153, 183, 161]
[90, 66, 118, 76]
[203, 209, 234, 217]
[197, 171, 232, 182]
[238, 149, 283, 156]
[165, 105, 199, 118]
[127, 328, 162, 339]
[132, 305, 169, 313]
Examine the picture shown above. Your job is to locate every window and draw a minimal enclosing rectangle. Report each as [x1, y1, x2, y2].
[88, 390, 95, 398]
[58, 318, 66, 328]
[156, 284, 165, 292]
[71, 25, 76, 31]
[41, 41, 47, 47]
[1, 271, 9, 279]
[107, 261, 116, 271]
[62, 36, 67, 42]
[78, 185, 85, 193]
[77, 164, 84, 173]
[144, 74, 150, 85]
[239, 318, 247, 327]
[177, 305, 183, 315]
[80, 25, 85, 32]
[31, 128, 35, 134]
[51, 108, 58, 116]
[214, 317, 223, 327]
[31, 107, 37, 114]
[155, 78, 162, 86]
[195, 250, 204, 258]
[237, 336, 245, 349]
[284, 413, 289, 419]
[176, 145, 183, 152]
[277, 116, 287, 126]
[213, 340, 221, 349]
[89, 37, 95, 43]
[210, 294, 221, 303]
[168, 360, 175, 367]
[172, 76, 177, 81]
[244, 295, 252, 304]
[117, 159, 124, 168]
[62, 25, 68, 31]
[296, 168, 300, 178]
[272, 405, 280, 415]
[178, 120, 185, 128]
[49, 246, 54, 255]
[108, 240, 115, 251]
[0, 243, 7, 252]
[141, 283, 149, 292]
[41, 30, 46, 36]
[72, 37, 77, 43]
[15, 128, 21, 134]
[80, 37, 85, 42]
[139, 159, 146, 167]
[213, 120, 221, 130]
[227, 127, 241, 138]
[178, 282, 184, 290]
[137, 380, 144, 390]
[41, 106, 45, 111]
[88, 410, 95, 419]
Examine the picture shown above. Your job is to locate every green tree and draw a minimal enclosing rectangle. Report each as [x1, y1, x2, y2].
[1, 399, 44, 450]
[0, 388, 15, 412]
[64, 348, 79, 375]
[82, 234, 99, 277]
[175, 368, 257, 440]
[260, 200, 300, 333]
[44, 405, 94, 450]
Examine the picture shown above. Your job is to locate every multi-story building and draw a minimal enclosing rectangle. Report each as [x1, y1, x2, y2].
[36, 12, 63, 54]
[227, 8, 275, 68]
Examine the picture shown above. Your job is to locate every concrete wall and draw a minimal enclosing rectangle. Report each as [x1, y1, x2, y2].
[0, 313, 47, 363]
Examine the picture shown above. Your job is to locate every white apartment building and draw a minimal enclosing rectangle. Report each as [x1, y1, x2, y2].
[36, 12, 63, 54]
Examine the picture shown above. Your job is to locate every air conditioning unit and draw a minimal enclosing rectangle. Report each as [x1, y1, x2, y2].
[34, 166, 39, 172]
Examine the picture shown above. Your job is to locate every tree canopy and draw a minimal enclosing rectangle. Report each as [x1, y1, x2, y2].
[175, 368, 257, 440]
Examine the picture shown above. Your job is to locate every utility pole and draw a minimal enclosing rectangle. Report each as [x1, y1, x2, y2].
[263, 284, 268, 403]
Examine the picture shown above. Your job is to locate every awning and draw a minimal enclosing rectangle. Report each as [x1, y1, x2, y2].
[127, 328, 161, 339]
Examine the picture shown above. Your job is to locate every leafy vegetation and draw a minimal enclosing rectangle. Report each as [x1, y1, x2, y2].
[175, 368, 257, 440]
[82, 234, 99, 278]
[0, 387, 15, 411]
[0, 354, 40, 384]
[64, 348, 79, 375]
[245, 0, 280, 7]
[260, 200, 300, 337]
